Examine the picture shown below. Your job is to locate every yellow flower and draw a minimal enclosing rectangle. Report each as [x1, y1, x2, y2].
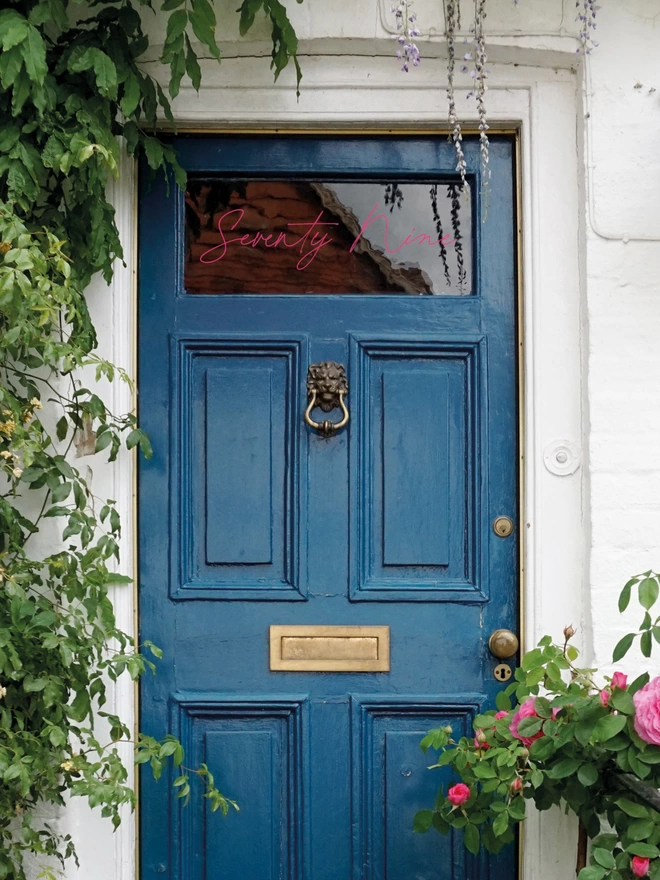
[0, 450, 11, 459]
[60, 760, 74, 772]
[30, 398, 42, 410]
[0, 686, 6, 700]
[0, 420, 16, 436]
[12, 467, 22, 478]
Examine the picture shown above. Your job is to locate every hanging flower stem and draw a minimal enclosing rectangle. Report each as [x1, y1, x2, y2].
[443, 0, 467, 185]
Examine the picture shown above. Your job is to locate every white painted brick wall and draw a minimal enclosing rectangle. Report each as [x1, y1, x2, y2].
[584, 1, 660, 676]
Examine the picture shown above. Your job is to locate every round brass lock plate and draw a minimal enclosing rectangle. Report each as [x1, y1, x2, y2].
[493, 516, 514, 538]
[494, 663, 512, 682]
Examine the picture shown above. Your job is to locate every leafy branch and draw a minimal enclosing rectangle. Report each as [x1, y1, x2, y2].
[0, 0, 302, 876]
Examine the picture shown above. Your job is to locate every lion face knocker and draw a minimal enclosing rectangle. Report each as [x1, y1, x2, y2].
[304, 362, 350, 437]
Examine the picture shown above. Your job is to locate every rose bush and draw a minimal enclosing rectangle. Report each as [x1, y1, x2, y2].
[415, 571, 660, 880]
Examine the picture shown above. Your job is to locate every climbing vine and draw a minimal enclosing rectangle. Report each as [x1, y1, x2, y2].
[0, 0, 301, 876]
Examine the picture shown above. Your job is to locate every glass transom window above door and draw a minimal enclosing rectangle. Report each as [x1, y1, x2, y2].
[184, 179, 473, 294]
[139, 135, 518, 880]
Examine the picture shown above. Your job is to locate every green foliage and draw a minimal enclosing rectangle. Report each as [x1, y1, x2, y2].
[0, 0, 301, 875]
[416, 575, 660, 880]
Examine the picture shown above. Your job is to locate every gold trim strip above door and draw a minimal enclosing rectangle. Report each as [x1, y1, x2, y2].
[269, 625, 390, 672]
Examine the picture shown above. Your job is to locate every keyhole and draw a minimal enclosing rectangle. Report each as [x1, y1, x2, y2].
[494, 663, 512, 682]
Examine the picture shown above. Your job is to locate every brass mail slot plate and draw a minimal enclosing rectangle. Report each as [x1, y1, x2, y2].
[269, 625, 390, 672]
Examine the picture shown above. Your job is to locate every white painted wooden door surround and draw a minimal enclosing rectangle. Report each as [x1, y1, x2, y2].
[78, 50, 585, 880]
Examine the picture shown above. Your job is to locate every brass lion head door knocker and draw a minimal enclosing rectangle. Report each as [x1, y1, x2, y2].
[304, 361, 349, 438]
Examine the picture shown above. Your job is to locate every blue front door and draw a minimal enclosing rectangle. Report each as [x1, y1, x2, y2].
[138, 135, 518, 880]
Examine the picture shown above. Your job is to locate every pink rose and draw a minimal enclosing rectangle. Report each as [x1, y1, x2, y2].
[447, 783, 471, 806]
[633, 677, 660, 746]
[510, 698, 545, 747]
[494, 711, 509, 720]
[612, 671, 628, 690]
[599, 689, 610, 708]
[632, 856, 650, 877]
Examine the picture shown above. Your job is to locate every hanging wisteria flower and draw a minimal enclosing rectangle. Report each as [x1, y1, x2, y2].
[392, 1, 421, 72]
[576, 0, 600, 54]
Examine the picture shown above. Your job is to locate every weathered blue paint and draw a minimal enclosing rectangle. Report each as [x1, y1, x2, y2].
[138, 135, 518, 880]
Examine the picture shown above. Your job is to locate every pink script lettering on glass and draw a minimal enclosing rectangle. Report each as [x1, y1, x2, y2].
[198, 204, 457, 271]
[349, 204, 456, 255]
[199, 208, 338, 271]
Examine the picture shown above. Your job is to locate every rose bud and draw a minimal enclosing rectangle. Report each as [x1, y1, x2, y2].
[519, 748, 529, 759]
[631, 856, 651, 877]
[612, 672, 628, 690]
[599, 689, 610, 708]
[447, 783, 471, 806]
[563, 624, 576, 640]
[442, 726, 453, 735]
[494, 711, 509, 720]
[510, 777, 522, 793]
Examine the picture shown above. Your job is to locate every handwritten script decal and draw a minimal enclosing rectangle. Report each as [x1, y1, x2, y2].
[199, 204, 456, 272]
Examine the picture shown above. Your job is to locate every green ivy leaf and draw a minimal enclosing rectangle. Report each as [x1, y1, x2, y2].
[22, 25, 47, 84]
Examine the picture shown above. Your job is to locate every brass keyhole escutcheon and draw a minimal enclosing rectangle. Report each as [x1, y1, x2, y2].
[494, 663, 512, 682]
[493, 516, 515, 538]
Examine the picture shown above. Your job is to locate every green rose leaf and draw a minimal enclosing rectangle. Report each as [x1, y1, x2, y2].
[626, 844, 660, 858]
[413, 810, 433, 833]
[546, 757, 582, 779]
[609, 689, 635, 715]
[577, 867, 606, 880]
[577, 763, 598, 786]
[612, 633, 636, 662]
[529, 737, 555, 760]
[616, 798, 650, 818]
[627, 819, 656, 841]
[464, 823, 480, 855]
[517, 716, 543, 737]
[592, 848, 616, 870]
[592, 713, 628, 742]
[639, 577, 659, 610]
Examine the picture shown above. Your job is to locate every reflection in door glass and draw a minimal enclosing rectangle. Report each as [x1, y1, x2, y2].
[184, 180, 472, 295]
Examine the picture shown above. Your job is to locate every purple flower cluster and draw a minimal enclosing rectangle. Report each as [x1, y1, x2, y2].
[576, 0, 600, 54]
[392, 2, 421, 72]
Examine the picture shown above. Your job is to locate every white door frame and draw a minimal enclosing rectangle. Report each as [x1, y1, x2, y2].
[78, 51, 585, 880]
